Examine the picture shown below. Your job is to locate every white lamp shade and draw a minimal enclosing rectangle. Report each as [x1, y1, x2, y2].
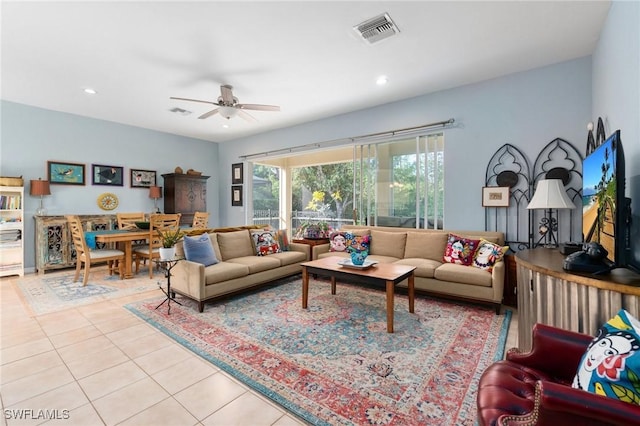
[527, 179, 575, 210]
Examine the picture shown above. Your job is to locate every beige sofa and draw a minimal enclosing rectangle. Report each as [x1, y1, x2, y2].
[312, 225, 506, 313]
[171, 229, 309, 312]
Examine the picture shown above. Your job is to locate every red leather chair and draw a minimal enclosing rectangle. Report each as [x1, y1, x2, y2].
[477, 323, 640, 426]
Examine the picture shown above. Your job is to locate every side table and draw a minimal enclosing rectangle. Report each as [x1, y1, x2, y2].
[153, 257, 183, 314]
[292, 238, 330, 260]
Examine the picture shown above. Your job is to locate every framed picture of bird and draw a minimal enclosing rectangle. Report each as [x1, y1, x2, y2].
[47, 161, 86, 185]
[92, 164, 124, 186]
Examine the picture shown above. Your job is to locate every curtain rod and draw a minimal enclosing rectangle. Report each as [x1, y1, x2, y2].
[239, 118, 455, 161]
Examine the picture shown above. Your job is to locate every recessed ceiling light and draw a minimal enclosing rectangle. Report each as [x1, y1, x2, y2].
[83, 88, 97, 95]
[376, 76, 388, 85]
[222, 124, 230, 129]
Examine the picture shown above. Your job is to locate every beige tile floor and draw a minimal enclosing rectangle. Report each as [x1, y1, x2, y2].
[0, 271, 518, 426]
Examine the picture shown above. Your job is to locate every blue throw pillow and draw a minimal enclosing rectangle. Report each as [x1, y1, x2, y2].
[183, 234, 218, 266]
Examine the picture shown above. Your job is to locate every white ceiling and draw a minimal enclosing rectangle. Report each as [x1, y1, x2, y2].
[1, 1, 610, 143]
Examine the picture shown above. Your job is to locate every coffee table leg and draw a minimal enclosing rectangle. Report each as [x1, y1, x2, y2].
[386, 280, 394, 333]
[302, 267, 309, 309]
[331, 277, 336, 295]
[408, 273, 415, 313]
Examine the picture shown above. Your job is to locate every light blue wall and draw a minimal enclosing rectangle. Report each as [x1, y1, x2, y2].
[220, 57, 592, 230]
[0, 101, 219, 270]
[592, 0, 640, 269]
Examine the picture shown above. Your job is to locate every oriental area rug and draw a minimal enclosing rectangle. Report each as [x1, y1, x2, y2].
[15, 265, 158, 315]
[126, 277, 511, 426]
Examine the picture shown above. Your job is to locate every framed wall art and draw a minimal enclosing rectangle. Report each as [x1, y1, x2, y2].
[48, 161, 85, 185]
[232, 163, 243, 184]
[92, 164, 124, 186]
[130, 169, 157, 188]
[232, 185, 243, 206]
[482, 186, 510, 207]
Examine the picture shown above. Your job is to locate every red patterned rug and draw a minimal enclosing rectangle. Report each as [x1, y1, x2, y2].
[126, 276, 511, 425]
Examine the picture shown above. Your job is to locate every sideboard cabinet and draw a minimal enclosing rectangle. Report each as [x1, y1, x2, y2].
[162, 173, 209, 226]
[35, 214, 117, 274]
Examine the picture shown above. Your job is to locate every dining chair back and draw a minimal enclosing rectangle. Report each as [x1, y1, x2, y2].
[65, 215, 125, 285]
[116, 212, 146, 230]
[134, 213, 181, 278]
[192, 211, 209, 229]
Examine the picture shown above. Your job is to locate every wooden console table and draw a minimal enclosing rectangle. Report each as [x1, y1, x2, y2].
[515, 248, 640, 351]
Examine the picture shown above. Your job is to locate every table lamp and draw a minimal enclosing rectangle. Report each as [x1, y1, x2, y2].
[30, 178, 51, 216]
[527, 178, 575, 248]
[149, 186, 162, 213]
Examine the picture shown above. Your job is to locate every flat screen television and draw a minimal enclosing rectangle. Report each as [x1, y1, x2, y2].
[582, 129, 627, 267]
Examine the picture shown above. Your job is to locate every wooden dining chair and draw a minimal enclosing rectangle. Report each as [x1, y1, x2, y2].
[116, 212, 146, 230]
[65, 215, 125, 285]
[134, 213, 181, 278]
[192, 211, 209, 229]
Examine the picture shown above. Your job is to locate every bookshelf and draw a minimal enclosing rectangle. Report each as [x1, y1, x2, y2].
[0, 186, 24, 277]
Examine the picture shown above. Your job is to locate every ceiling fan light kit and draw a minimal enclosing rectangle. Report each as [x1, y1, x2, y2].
[170, 84, 280, 123]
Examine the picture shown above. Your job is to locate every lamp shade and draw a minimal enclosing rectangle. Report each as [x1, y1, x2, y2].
[29, 179, 51, 196]
[149, 186, 162, 199]
[527, 179, 575, 210]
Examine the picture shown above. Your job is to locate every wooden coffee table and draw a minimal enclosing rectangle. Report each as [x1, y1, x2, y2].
[301, 256, 416, 333]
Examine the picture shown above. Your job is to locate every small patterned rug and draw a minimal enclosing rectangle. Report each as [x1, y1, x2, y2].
[127, 277, 511, 425]
[15, 266, 160, 315]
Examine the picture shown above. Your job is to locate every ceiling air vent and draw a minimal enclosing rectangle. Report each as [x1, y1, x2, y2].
[354, 13, 399, 45]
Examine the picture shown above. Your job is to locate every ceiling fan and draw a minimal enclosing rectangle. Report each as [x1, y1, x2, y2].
[170, 84, 280, 122]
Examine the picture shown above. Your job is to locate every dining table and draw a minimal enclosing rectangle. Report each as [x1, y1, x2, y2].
[85, 227, 211, 279]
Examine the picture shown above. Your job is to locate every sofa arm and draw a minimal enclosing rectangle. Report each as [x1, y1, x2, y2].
[498, 380, 640, 426]
[288, 242, 310, 261]
[507, 323, 593, 383]
[171, 259, 206, 300]
[491, 260, 505, 302]
[311, 243, 330, 260]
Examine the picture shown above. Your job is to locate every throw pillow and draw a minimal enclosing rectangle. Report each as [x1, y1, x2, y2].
[183, 234, 218, 266]
[572, 309, 640, 405]
[472, 239, 509, 272]
[250, 230, 281, 256]
[275, 229, 289, 251]
[329, 231, 349, 252]
[346, 232, 371, 252]
[442, 233, 480, 265]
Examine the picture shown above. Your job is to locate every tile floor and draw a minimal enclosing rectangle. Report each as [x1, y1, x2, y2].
[0, 271, 518, 426]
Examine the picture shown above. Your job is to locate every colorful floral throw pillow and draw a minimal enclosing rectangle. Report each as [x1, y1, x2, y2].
[329, 231, 349, 252]
[442, 233, 480, 265]
[472, 240, 509, 272]
[250, 230, 281, 256]
[572, 309, 640, 406]
[345, 233, 370, 253]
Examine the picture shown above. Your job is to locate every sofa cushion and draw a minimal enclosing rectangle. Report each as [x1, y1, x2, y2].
[216, 230, 255, 260]
[572, 309, 640, 404]
[227, 255, 281, 273]
[370, 230, 406, 258]
[404, 232, 449, 261]
[329, 231, 349, 252]
[268, 250, 306, 266]
[183, 234, 218, 266]
[443, 233, 480, 265]
[472, 239, 509, 272]
[394, 258, 441, 278]
[250, 229, 282, 256]
[434, 263, 492, 287]
[203, 262, 249, 285]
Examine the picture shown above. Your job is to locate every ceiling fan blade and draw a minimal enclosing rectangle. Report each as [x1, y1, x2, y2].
[220, 85, 234, 104]
[170, 96, 219, 106]
[237, 109, 258, 123]
[198, 108, 220, 119]
[237, 103, 280, 112]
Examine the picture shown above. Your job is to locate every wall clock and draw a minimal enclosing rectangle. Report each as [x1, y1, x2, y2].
[97, 193, 119, 211]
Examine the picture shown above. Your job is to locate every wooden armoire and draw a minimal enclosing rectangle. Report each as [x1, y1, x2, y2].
[161, 173, 210, 226]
